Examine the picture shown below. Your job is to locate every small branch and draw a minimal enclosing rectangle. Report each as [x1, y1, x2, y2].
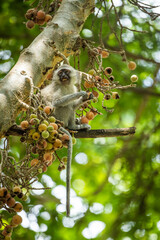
[122, 87, 160, 97]
[6, 125, 25, 136]
[103, 43, 159, 64]
[6, 126, 136, 138]
[74, 127, 136, 138]
[54, 49, 70, 65]
[128, 0, 160, 20]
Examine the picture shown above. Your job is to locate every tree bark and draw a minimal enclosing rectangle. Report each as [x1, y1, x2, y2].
[74, 127, 136, 138]
[0, 0, 95, 138]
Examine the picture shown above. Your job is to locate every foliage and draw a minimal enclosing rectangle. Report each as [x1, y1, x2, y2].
[0, 0, 160, 239]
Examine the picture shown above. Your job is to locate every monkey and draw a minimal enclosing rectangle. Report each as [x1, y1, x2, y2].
[41, 64, 93, 130]
[41, 64, 93, 216]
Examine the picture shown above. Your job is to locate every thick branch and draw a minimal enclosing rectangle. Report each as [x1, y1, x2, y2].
[0, 0, 95, 138]
[7, 125, 136, 138]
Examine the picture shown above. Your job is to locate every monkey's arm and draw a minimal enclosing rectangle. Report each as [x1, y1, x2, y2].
[53, 91, 88, 107]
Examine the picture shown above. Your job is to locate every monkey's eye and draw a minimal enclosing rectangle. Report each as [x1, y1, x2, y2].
[58, 70, 63, 74]
[66, 70, 71, 74]
[64, 70, 71, 74]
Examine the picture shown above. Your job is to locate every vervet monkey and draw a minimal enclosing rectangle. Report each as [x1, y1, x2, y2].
[41, 64, 92, 130]
[41, 64, 93, 216]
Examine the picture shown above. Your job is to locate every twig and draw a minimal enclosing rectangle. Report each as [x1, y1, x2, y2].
[122, 87, 160, 97]
[128, 0, 160, 20]
[54, 49, 69, 65]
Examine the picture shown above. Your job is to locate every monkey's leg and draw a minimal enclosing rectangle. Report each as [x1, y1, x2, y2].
[60, 127, 72, 217]
[53, 91, 88, 107]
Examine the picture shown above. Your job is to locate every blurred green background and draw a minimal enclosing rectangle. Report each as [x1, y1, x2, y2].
[0, 0, 160, 239]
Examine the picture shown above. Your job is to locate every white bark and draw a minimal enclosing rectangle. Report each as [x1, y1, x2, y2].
[0, 0, 95, 138]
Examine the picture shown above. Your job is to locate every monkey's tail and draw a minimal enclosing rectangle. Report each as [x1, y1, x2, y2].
[60, 127, 72, 217]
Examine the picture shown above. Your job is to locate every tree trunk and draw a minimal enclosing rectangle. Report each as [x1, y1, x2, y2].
[0, 0, 95, 138]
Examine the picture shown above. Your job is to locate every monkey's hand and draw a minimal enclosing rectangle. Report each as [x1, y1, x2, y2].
[87, 92, 94, 100]
[73, 92, 94, 110]
[82, 91, 94, 101]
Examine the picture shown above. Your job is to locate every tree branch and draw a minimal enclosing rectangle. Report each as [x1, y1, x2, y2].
[6, 125, 136, 138]
[122, 87, 160, 97]
[104, 43, 159, 64]
[74, 127, 136, 138]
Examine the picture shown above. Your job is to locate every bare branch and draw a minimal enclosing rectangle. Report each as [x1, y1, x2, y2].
[122, 87, 160, 97]
[74, 127, 136, 138]
[128, 0, 160, 20]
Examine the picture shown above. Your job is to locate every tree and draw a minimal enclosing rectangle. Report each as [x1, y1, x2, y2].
[0, 0, 160, 239]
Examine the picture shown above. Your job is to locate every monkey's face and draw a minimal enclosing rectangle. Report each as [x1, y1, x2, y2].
[57, 69, 71, 84]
